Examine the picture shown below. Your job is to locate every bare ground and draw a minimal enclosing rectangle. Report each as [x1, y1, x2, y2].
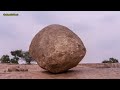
[0, 63, 120, 79]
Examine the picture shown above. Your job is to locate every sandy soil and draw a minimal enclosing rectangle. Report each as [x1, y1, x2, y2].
[0, 63, 120, 79]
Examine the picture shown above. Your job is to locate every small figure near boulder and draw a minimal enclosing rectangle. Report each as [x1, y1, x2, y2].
[29, 24, 86, 73]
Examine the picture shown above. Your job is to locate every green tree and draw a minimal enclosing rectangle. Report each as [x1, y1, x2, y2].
[11, 50, 23, 57]
[102, 58, 119, 63]
[10, 57, 19, 64]
[10, 50, 23, 64]
[0, 49, 35, 64]
[109, 58, 119, 63]
[11, 50, 34, 64]
[0, 55, 10, 63]
[22, 51, 33, 64]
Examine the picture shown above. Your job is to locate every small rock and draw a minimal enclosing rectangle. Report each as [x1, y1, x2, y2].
[4, 70, 6, 72]
[8, 66, 28, 72]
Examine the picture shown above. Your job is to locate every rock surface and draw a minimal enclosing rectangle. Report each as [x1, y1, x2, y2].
[0, 63, 120, 79]
[29, 24, 86, 73]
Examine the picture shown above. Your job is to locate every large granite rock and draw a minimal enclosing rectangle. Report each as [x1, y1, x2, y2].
[29, 24, 86, 73]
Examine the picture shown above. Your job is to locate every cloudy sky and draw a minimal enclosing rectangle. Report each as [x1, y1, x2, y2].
[0, 11, 120, 63]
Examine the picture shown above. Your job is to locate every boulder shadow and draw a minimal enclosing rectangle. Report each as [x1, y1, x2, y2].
[41, 69, 81, 75]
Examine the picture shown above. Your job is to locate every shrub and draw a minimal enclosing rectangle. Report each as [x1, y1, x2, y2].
[102, 58, 119, 63]
[10, 57, 19, 64]
[0, 55, 10, 63]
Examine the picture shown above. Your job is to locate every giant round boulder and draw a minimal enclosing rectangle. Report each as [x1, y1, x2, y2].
[29, 24, 86, 73]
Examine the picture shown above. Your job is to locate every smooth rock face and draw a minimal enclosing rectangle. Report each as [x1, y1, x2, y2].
[29, 24, 86, 73]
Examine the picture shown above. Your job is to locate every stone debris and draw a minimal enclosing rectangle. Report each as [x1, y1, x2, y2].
[7, 66, 28, 72]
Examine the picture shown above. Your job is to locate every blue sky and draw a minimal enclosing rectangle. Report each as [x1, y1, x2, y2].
[0, 11, 120, 63]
